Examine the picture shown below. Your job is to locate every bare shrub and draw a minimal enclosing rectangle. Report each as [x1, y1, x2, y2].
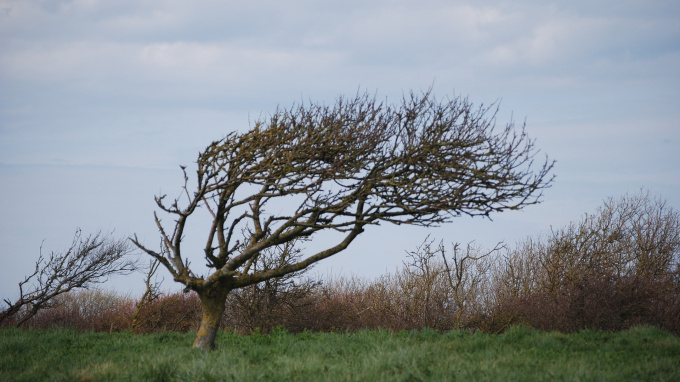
[21, 289, 135, 332]
[131, 292, 202, 333]
[294, 238, 496, 333]
[365, 237, 496, 331]
[490, 191, 680, 333]
[391, 239, 452, 330]
[221, 240, 320, 334]
[312, 274, 410, 331]
[296, 275, 374, 332]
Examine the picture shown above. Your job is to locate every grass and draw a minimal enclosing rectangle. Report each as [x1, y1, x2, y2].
[1, 326, 678, 381]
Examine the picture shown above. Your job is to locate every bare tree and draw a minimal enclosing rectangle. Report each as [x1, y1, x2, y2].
[0, 229, 138, 327]
[132, 89, 554, 349]
[441, 240, 501, 329]
[396, 236, 500, 330]
[131, 259, 163, 333]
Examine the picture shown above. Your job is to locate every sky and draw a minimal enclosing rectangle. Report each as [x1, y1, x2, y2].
[1, 0, 679, 300]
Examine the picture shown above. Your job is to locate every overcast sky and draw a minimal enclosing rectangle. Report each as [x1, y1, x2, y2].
[1, 0, 679, 299]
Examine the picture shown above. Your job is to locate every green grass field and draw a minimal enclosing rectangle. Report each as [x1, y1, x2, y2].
[1, 326, 678, 381]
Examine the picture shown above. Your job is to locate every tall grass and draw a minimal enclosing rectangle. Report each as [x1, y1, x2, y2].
[1, 326, 678, 381]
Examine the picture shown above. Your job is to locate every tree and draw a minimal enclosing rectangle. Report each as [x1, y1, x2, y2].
[132, 89, 554, 349]
[131, 259, 163, 333]
[0, 229, 137, 327]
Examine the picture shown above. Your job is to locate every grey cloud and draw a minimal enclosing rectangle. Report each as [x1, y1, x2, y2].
[0, 0, 679, 300]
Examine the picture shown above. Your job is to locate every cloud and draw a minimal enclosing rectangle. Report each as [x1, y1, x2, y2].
[1, 0, 679, 300]
[3, 1, 676, 90]
[137, 41, 343, 83]
[1, 0, 679, 150]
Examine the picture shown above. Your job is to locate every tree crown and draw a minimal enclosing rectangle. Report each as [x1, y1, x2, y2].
[133, 90, 554, 293]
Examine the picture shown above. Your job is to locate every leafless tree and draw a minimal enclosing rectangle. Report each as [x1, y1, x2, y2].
[0, 229, 138, 327]
[396, 236, 500, 330]
[131, 259, 163, 333]
[441, 240, 501, 328]
[132, 89, 554, 349]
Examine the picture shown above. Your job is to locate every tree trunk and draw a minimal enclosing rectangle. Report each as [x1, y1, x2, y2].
[193, 288, 229, 350]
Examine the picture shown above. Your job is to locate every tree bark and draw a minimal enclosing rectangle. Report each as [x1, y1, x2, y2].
[193, 288, 229, 350]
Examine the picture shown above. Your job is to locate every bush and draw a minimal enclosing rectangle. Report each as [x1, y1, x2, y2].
[7, 191, 677, 336]
[223, 278, 319, 334]
[281, 239, 495, 333]
[132, 292, 202, 333]
[19, 289, 134, 332]
[490, 191, 680, 334]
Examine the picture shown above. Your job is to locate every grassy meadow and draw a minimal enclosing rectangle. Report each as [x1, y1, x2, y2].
[1, 326, 679, 381]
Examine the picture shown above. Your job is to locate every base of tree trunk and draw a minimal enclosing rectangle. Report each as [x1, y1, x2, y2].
[192, 289, 229, 350]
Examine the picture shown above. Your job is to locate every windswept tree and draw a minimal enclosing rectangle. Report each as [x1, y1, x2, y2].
[132, 90, 554, 349]
[0, 230, 137, 327]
